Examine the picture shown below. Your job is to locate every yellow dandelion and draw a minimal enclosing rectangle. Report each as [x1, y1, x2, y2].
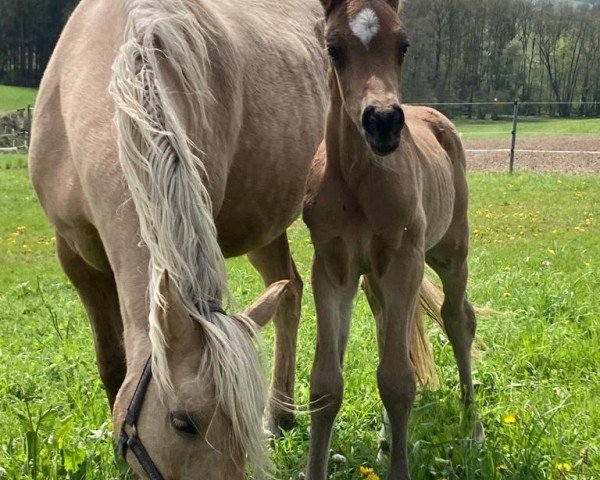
[555, 462, 572, 474]
[359, 466, 380, 480]
[503, 413, 517, 424]
[502, 292, 511, 298]
[15, 226, 27, 235]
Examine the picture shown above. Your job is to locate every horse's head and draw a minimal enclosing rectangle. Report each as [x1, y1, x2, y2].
[113, 273, 289, 479]
[320, 0, 409, 156]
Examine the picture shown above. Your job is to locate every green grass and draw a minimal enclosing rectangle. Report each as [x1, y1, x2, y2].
[0, 86, 38, 113]
[454, 117, 600, 139]
[1, 157, 599, 479]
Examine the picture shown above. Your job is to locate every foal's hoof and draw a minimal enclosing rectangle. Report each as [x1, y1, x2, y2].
[473, 420, 485, 444]
[377, 410, 391, 463]
[377, 431, 390, 463]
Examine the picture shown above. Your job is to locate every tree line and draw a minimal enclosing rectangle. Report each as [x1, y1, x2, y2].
[0, 0, 78, 88]
[402, 0, 600, 117]
[1, 0, 599, 117]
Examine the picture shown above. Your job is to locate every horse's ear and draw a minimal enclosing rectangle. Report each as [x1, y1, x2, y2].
[157, 270, 198, 349]
[244, 280, 290, 327]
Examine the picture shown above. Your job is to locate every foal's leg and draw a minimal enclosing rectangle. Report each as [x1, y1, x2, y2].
[426, 224, 483, 441]
[362, 277, 390, 461]
[56, 234, 126, 408]
[248, 232, 303, 435]
[370, 239, 425, 480]
[306, 246, 360, 480]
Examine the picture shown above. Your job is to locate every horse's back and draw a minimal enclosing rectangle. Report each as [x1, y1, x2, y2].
[29, 0, 129, 267]
[30, 0, 327, 260]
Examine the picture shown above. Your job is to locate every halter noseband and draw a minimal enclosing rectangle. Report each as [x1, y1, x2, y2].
[118, 302, 226, 480]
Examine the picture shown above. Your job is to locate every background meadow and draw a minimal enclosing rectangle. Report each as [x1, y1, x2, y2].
[0, 150, 598, 479]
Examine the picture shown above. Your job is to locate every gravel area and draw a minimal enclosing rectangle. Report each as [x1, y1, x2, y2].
[463, 135, 600, 173]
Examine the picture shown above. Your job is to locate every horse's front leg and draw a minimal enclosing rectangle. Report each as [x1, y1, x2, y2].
[369, 235, 425, 480]
[306, 240, 360, 480]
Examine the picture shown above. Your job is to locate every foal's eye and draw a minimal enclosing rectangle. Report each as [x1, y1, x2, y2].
[327, 44, 345, 67]
[170, 411, 199, 435]
[399, 42, 410, 58]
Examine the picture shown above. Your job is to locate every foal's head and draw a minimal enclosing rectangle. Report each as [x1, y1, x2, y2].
[114, 273, 289, 479]
[320, 0, 409, 156]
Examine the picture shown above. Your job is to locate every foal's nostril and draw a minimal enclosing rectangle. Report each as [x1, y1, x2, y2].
[361, 105, 377, 133]
[362, 105, 405, 137]
[378, 105, 404, 134]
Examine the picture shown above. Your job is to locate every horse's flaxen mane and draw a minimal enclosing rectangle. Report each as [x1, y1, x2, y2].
[110, 0, 267, 470]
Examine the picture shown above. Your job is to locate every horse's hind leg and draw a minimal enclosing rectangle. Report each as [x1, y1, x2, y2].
[426, 223, 483, 440]
[56, 233, 125, 408]
[248, 232, 303, 435]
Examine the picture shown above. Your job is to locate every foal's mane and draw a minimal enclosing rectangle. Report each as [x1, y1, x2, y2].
[110, 0, 266, 471]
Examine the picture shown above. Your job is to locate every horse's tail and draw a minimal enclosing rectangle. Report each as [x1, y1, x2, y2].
[110, 0, 267, 471]
[410, 275, 446, 388]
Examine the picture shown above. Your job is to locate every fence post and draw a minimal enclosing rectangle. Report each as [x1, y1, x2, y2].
[509, 100, 519, 174]
[25, 104, 32, 149]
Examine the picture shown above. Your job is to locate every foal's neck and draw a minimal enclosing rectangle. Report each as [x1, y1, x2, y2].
[324, 81, 404, 189]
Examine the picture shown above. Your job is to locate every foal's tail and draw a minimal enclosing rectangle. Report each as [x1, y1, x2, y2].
[411, 275, 446, 388]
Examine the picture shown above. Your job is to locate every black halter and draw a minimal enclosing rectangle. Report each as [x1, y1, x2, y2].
[118, 302, 226, 480]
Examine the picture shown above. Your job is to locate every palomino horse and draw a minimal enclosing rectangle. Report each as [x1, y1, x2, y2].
[303, 0, 483, 478]
[29, 0, 328, 477]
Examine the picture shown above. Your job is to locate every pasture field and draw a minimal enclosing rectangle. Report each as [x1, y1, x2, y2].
[0, 86, 37, 113]
[0, 154, 599, 480]
[454, 117, 600, 139]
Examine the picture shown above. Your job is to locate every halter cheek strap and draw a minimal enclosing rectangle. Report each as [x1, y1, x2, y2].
[118, 356, 164, 480]
[117, 301, 226, 480]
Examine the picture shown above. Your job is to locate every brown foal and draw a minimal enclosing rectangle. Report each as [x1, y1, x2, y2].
[303, 0, 483, 478]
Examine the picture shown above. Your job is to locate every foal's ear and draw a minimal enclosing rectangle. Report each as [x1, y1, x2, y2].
[318, 0, 344, 16]
[244, 280, 290, 327]
[386, 0, 404, 13]
[157, 270, 198, 348]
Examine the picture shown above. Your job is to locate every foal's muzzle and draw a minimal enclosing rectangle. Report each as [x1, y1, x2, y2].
[361, 105, 405, 156]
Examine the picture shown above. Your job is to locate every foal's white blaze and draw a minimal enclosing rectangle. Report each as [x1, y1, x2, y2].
[349, 8, 380, 47]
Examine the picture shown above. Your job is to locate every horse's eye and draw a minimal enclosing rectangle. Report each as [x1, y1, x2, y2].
[327, 44, 345, 67]
[170, 412, 199, 435]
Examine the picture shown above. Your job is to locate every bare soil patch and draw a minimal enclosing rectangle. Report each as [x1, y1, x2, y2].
[463, 135, 600, 174]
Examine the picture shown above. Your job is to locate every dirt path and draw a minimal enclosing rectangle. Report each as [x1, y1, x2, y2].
[463, 135, 600, 173]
